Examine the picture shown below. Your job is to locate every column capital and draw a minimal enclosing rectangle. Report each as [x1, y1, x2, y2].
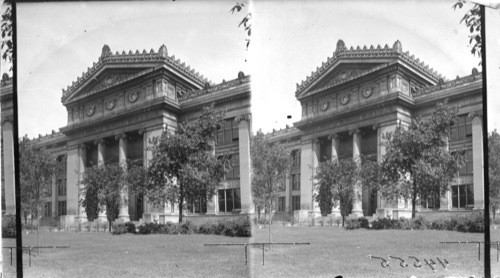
[235, 114, 251, 123]
[372, 124, 380, 130]
[94, 138, 105, 145]
[78, 144, 88, 150]
[312, 137, 320, 144]
[468, 111, 483, 119]
[138, 129, 145, 135]
[115, 134, 127, 141]
[349, 128, 360, 136]
[328, 133, 339, 140]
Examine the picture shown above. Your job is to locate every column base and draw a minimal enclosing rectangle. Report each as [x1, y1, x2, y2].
[75, 216, 88, 223]
[117, 215, 130, 223]
[348, 210, 364, 219]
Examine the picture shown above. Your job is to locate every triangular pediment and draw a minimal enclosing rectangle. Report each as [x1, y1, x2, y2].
[295, 39, 445, 100]
[297, 61, 389, 99]
[62, 66, 154, 105]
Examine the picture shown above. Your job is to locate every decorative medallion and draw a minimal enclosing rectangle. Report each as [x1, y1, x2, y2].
[105, 76, 113, 85]
[363, 88, 372, 98]
[87, 105, 95, 116]
[340, 71, 347, 80]
[320, 101, 329, 111]
[106, 99, 115, 110]
[340, 94, 350, 105]
[128, 92, 138, 103]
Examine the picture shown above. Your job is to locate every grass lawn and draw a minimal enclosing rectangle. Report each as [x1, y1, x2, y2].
[2, 230, 250, 278]
[250, 226, 489, 278]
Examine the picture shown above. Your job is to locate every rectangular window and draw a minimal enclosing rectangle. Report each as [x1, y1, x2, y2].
[422, 194, 440, 210]
[58, 178, 67, 196]
[278, 197, 286, 212]
[44, 202, 52, 217]
[217, 119, 239, 146]
[57, 201, 67, 216]
[451, 184, 474, 208]
[292, 195, 301, 211]
[459, 149, 473, 176]
[188, 197, 207, 213]
[450, 114, 472, 142]
[291, 150, 301, 167]
[292, 173, 300, 190]
[218, 188, 241, 213]
[225, 154, 240, 180]
[278, 176, 286, 191]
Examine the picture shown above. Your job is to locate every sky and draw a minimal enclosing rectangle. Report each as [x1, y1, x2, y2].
[8, 0, 500, 138]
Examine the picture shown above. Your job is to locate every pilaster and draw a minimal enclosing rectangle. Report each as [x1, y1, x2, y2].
[117, 134, 130, 222]
[469, 111, 484, 209]
[328, 134, 340, 215]
[95, 139, 107, 221]
[65, 146, 80, 217]
[349, 129, 363, 218]
[299, 138, 319, 214]
[76, 146, 87, 222]
[236, 114, 253, 214]
[2, 120, 16, 216]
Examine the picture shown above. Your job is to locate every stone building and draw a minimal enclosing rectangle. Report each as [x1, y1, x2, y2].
[267, 40, 483, 220]
[4, 45, 251, 225]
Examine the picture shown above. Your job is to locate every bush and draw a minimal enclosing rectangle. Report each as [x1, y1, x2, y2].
[371, 218, 392, 230]
[111, 223, 128, 235]
[344, 219, 360, 230]
[2, 218, 16, 238]
[179, 221, 197, 234]
[232, 217, 251, 237]
[358, 217, 369, 229]
[198, 222, 215, 235]
[431, 218, 448, 230]
[125, 222, 136, 234]
[411, 216, 430, 230]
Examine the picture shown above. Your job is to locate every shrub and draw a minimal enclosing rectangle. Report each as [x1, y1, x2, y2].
[198, 222, 215, 234]
[2, 218, 16, 238]
[232, 217, 251, 237]
[125, 222, 136, 234]
[431, 218, 448, 230]
[111, 223, 128, 235]
[179, 221, 197, 234]
[371, 218, 392, 230]
[411, 216, 430, 230]
[344, 219, 360, 230]
[358, 217, 369, 229]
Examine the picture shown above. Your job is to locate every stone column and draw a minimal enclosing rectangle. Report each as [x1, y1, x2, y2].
[329, 134, 340, 216]
[117, 134, 130, 222]
[51, 175, 57, 218]
[470, 112, 484, 209]
[299, 138, 320, 217]
[95, 139, 107, 222]
[285, 173, 291, 213]
[76, 146, 87, 222]
[350, 129, 363, 218]
[440, 137, 452, 210]
[236, 114, 253, 214]
[2, 118, 16, 216]
[206, 141, 218, 215]
[65, 147, 80, 223]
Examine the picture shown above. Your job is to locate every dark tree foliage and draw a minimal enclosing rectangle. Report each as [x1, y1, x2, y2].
[453, 1, 481, 63]
[251, 130, 291, 219]
[381, 101, 464, 218]
[230, 2, 252, 50]
[489, 130, 500, 219]
[145, 106, 229, 223]
[80, 163, 126, 230]
[19, 136, 57, 224]
[314, 158, 359, 226]
[1, 2, 12, 71]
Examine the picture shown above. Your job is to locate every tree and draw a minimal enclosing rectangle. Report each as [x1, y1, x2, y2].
[251, 130, 291, 242]
[251, 130, 291, 218]
[1, 1, 12, 71]
[453, 1, 481, 62]
[230, 2, 252, 50]
[489, 130, 500, 219]
[79, 163, 126, 230]
[145, 106, 229, 223]
[314, 157, 377, 226]
[381, 101, 464, 219]
[19, 136, 56, 225]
